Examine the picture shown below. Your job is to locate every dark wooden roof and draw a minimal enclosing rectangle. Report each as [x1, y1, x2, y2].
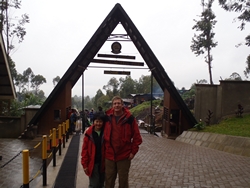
[0, 34, 16, 100]
[29, 3, 197, 126]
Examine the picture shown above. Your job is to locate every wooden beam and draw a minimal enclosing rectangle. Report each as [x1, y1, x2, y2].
[91, 59, 144, 66]
[104, 70, 130, 75]
[97, 54, 136, 60]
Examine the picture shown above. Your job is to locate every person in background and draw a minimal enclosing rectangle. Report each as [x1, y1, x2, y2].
[67, 108, 72, 119]
[81, 112, 106, 188]
[89, 109, 94, 124]
[104, 96, 142, 188]
[98, 106, 105, 115]
[70, 110, 77, 134]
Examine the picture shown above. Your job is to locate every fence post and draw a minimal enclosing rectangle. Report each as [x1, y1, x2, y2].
[62, 122, 65, 148]
[22, 149, 29, 188]
[49, 130, 52, 151]
[42, 135, 47, 186]
[52, 128, 57, 166]
[58, 124, 62, 156]
[66, 119, 69, 141]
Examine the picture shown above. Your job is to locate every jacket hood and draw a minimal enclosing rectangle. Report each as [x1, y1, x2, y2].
[85, 125, 94, 136]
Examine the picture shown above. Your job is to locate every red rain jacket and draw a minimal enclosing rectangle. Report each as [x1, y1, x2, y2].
[104, 107, 142, 161]
[81, 125, 105, 177]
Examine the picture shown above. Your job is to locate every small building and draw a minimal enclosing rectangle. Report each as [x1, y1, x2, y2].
[129, 93, 156, 105]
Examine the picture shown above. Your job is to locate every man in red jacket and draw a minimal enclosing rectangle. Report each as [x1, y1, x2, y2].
[104, 96, 142, 188]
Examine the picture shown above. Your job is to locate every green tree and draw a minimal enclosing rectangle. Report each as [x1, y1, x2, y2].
[14, 72, 24, 92]
[119, 76, 136, 98]
[23, 92, 43, 106]
[71, 95, 82, 110]
[37, 90, 46, 100]
[13, 68, 46, 100]
[84, 95, 93, 110]
[135, 75, 151, 93]
[22, 67, 34, 91]
[96, 95, 110, 110]
[53, 76, 60, 87]
[244, 55, 250, 78]
[135, 75, 160, 94]
[7, 56, 17, 78]
[225, 72, 242, 80]
[218, 0, 250, 78]
[0, 0, 29, 55]
[196, 79, 208, 84]
[103, 77, 120, 98]
[191, 0, 218, 84]
[94, 89, 104, 108]
[219, 0, 250, 31]
[9, 99, 24, 116]
[180, 83, 196, 110]
[31, 74, 46, 94]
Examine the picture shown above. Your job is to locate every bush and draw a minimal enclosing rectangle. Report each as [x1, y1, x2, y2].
[193, 121, 205, 130]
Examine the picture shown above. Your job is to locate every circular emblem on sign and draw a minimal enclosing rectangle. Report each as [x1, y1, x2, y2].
[111, 42, 121, 54]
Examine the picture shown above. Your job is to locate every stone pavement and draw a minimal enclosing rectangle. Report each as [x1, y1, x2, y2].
[128, 133, 250, 188]
[1, 129, 250, 188]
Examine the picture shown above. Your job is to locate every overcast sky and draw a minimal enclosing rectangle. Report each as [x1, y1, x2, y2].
[11, 0, 249, 98]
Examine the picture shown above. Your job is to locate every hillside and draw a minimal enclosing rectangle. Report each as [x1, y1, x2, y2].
[130, 100, 163, 127]
[130, 100, 250, 138]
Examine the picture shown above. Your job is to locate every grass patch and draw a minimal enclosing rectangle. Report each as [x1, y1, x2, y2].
[130, 100, 250, 138]
[130, 100, 161, 117]
[191, 114, 250, 138]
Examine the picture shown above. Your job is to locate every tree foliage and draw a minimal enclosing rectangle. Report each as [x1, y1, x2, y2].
[180, 83, 196, 110]
[119, 76, 136, 98]
[94, 89, 104, 108]
[219, 0, 250, 78]
[77, 74, 163, 110]
[196, 79, 208, 84]
[84, 96, 94, 110]
[71, 95, 82, 110]
[244, 55, 250, 77]
[52, 76, 60, 87]
[7, 92, 44, 117]
[13, 67, 46, 100]
[225, 72, 242, 80]
[96, 95, 110, 111]
[219, 0, 250, 31]
[22, 67, 34, 92]
[135, 75, 152, 93]
[31, 74, 46, 94]
[103, 77, 120, 98]
[0, 0, 30, 55]
[191, 0, 218, 84]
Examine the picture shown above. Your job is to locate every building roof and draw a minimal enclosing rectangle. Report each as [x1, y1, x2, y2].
[0, 34, 16, 100]
[29, 3, 197, 126]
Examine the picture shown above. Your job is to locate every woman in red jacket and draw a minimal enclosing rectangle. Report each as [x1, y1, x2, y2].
[81, 112, 106, 188]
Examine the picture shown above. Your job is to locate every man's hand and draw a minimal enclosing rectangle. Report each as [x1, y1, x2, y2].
[128, 153, 134, 160]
